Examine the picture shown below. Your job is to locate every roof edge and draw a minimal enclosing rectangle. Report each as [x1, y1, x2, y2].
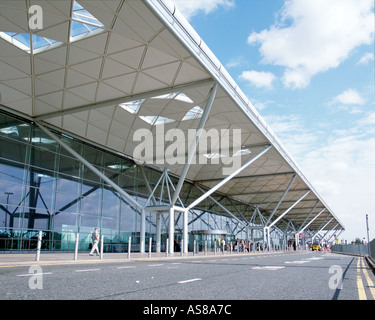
[143, 0, 344, 230]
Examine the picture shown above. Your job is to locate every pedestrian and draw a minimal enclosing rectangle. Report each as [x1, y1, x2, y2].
[221, 238, 226, 252]
[89, 227, 100, 256]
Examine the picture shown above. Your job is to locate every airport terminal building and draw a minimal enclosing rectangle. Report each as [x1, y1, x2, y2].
[0, 0, 344, 253]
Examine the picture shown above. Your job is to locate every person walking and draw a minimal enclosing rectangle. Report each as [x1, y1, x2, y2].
[221, 238, 226, 252]
[89, 227, 100, 256]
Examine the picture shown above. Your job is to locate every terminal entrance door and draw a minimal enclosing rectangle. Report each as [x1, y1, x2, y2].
[190, 230, 228, 252]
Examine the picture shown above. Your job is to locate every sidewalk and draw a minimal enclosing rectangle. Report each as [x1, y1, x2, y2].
[0, 250, 288, 267]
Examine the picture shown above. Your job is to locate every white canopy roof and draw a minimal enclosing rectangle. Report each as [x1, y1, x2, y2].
[0, 0, 344, 234]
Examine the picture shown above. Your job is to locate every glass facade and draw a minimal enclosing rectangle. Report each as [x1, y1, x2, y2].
[0, 110, 264, 252]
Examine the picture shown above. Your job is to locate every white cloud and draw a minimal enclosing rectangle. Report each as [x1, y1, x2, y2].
[266, 111, 375, 241]
[168, 0, 235, 20]
[247, 0, 375, 89]
[239, 70, 277, 88]
[357, 52, 374, 65]
[226, 56, 247, 69]
[359, 112, 375, 126]
[298, 135, 375, 241]
[331, 89, 366, 105]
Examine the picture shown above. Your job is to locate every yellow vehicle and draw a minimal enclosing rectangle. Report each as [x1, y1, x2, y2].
[312, 243, 320, 251]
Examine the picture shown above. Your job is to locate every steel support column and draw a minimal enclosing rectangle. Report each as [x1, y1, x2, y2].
[267, 190, 311, 229]
[186, 145, 272, 211]
[265, 174, 297, 226]
[36, 122, 142, 211]
[169, 206, 175, 254]
[171, 83, 218, 206]
[140, 208, 146, 253]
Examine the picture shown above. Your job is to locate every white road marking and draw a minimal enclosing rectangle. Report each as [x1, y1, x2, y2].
[117, 266, 136, 269]
[17, 272, 52, 277]
[284, 260, 310, 264]
[252, 266, 285, 271]
[75, 268, 101, 272]
[178, 278, 202, 284]
[147, 264, 163, 267]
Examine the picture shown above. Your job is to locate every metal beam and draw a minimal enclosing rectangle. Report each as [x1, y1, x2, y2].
[265, 174, 297, 226]
[195, 171, 295, 183]
[186, 145, 272, 211]
[297, 208, 326, 234]
[267, 190, 311, 228]
[312, 218, 333, 242]
[195, 185, 248, 229]
[228, 188, 309, 197]
[171, 83, 218, 206]
[297, 201, 320, 233]
[34, 79, 214, 120]
[36, 122, 142, 210]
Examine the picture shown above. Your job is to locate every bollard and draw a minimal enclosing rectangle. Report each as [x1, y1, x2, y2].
[35, 230, 42, 261]
[214, 241, 217, 255]
[180, 239, 183, 257]
[166, 238, 169, 257]
[204, 240, 207, 256]
[127, 236, 131, 259]
[148, 237, 152, 258]
[230, 242, 232, 255]
[100, 235, 104, 260]
[74, 232, 79, 261]
[193, 240, 196, 256]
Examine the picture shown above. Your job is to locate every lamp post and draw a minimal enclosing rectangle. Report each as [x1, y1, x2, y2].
[366, 214, 370, 255]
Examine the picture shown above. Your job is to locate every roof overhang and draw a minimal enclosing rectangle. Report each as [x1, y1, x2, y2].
[0, 0, 344, 235]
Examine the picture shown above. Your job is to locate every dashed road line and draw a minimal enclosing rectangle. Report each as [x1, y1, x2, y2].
[75, 268, 101, 273]
[252, 266, 285, 271]
[178, 278, 202, 284]
[284, 260, 310, 264]
[16, 272, 52, 277]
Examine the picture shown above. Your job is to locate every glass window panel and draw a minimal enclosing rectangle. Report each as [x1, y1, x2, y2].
[56, 174, 80, 194]
[55, 189, 80, 214]
[0, 138, 27, 164]
[80, 213, 99, 229]
[80, 188, 101, 215]
[58, 155, 81, 177]
[0, 160, 26, 184]
[53, 212, 79, 233]
[14, 33, 31, 48]
[30, 127, 59, 152]
[0, 115, 31, 142]
[29, 147, 56, 172]
[81, 167, 101, 183]
[120, 203, 135, 232]
[70, 20, 90, 37]
[59, 135, 82, 158]
[83, 145, 103, 167]
[102, 187, 118, 206]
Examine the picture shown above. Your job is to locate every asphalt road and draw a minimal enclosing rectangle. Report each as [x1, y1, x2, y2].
[1, 251, 374, 301]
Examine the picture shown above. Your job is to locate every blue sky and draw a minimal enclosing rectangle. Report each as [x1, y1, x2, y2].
[170, 0, 375, 242]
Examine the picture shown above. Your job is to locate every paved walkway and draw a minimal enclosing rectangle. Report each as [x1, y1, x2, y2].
[0, 250, 289, 267]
